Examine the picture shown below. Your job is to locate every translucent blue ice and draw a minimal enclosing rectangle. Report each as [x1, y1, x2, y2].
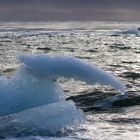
[18, 54, 126, 92]
[0, 54, 126, 137]
[0, 65, 65, 116]
[0, 101, 84, 137]
[115, 27, 140, 35]
[0, 54, 126, 116]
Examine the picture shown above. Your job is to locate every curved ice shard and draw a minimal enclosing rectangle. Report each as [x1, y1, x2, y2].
[0, 54, 126, 117]
[18, 54, 126, 93]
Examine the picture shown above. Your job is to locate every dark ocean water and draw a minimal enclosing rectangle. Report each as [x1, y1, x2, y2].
[0, 21, 139, 140]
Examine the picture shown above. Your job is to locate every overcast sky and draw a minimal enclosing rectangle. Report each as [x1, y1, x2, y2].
[0, 0, 140, 21]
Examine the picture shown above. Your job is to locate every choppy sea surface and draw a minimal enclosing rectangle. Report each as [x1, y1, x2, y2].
[0, 21, 140, 140]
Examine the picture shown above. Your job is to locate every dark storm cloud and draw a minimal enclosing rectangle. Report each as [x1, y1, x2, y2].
[0, 0, 140, 21]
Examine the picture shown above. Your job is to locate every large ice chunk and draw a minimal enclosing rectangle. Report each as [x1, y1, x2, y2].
[114, 27, 140, 35]
[0, 65, 65, 116]
[0, 101, 85, 137]
[0, 54, 126, 116]
[18, 54, 126, 92]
